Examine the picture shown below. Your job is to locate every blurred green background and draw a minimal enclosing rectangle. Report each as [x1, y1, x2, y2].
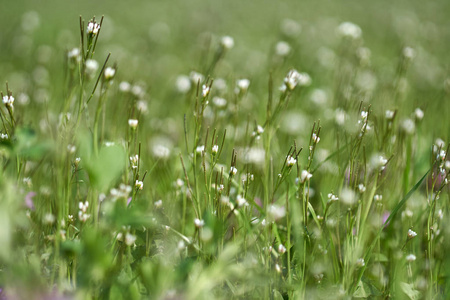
[0, 0, 449, 136]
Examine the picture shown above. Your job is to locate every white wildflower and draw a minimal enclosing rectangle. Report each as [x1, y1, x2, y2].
[202, 84, 210, 97]
[385, 110, 395, 120]
[358, 184, 366, 193]
[340, 188, 356, 205]
[401, 119, 415, 135]
[406, 254, 416, 262]
[135, 180, 144, 190]
[152, 144, 170, 159]
[230, 166, 237, 176]
[2, 95, 14, 107]
[414, 108, 424, 120]
[275, 41, 291, 56]
[220, 36, 234, 49]
[212, 96, 227, 108]
[87, 21, 100, 35]
[128, 119, 138, 129]
[212, 145, 219, 155]
[119, 81, 131, 92]
[403, 47, 415, 60]
[300, 170, 312, 183]
[104, 67, 116, 80]
[337, 22, 362, 39]
[125, 233, 136, 246]
[236, 79, 250, 93]
[407, 229, 417, 239]
[356, 258, 365, 267]
[154, 199, 163, 208]
[268, 205, 286, 221]
[130, 154, 139, 169]
[194, 218, 205, 228]
[85, 59, 99, 74]
[286, 156, 297, 167]
[278, 244, 287, 254]
[327, 193, 339, 202]
[236, 195, 248, 207]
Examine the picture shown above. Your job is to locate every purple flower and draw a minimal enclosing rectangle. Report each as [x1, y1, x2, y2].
[127, 197, 132, 206]
[25, 192, 36, 210]
[382, 211, 391, 228]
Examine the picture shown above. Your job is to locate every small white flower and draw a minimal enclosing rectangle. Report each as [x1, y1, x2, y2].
[300, 170, 312, 183]
[284, 69, 300, 90]
[356, 258, 365, 267]
[337, 22, 362, 39]
[275, 263, 282, 273]
[130, 154, 139, 169]
[135, 180, 144, 190]
[154, 199, 163, 208]
[373, 194, 383, 202]
[0, 133, 9, 140]
[119, 81, 131, 92]
[385, 110, 395, 120]
[104, 67, 116, 80]
[189, 71, 204, 84]
[327, 193, 339, 202]
[312, 133, 320, 144]
[278, 244, 287, 254]
[340, 188, 356, 205]
[236, 195, 248, 207]
[407, 229, 417, 239]
[202, 84, 210, 97]
[414, 108, 424, 120]
[286, 155, 297, 167]
[403, 47, 415, 60]
[2, 95, 14, 107]
[175, 75, 191, 93]
[125, 233, 136, 246]
[74, 157, 81, 166]
[87, 21, 100, 35]
[212, 145, 219, 155]
[256, 125, 264, 134]
[230, 166, 237, 176]
[67, 144, 76, 154]
[44, 213, 55, 225]
[358, 184, 366, 193]
[445, 161, 450, 170]
[297, 72, 312, 86]
[152, 144, 170, 159]
[401, 119, 415, 135]
[196, 145, 205, 154]
[406, 254, 416, 262]
[128, 119, 138, 129]
[68, 48, 80, 59]
[361, 111, 368, 120]
[220, 36, 234, 49]
[275, 41, 291, 56]
[212, 97, 227, 108]
[85, 59, 99, 74]
[268, 205, 286, 221]
[236, 79, 250, 92]
[137, 100, 148, 113]
[194, 218, 205, 228]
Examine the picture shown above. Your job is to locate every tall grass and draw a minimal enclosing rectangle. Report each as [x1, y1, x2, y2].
[0, 9, 449, 300]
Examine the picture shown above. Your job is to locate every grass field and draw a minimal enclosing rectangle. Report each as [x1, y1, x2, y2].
[0, 0, 449, 299]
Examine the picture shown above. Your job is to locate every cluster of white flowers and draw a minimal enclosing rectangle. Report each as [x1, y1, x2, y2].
[278, 244, 287, 254]
[0, 133, 8, 140]
[195, 145, 205, 155]
[373, 194, 383, 202]
[300, 170, 313, 183]
[194, 218, 205, 228]
[104, 67, 116, 80]
[2, 95, 14, 107]
[356, 258, 365, 267]
[407, 229, 417, 239]
[327, 193, 339, 202]
[78, 201, 90, 222]
[236, 195, 248, 208]
[312, 133, 320, 144]
[152, 144, 170, 159]
[358, 184, 366, 193]
[87, 21, 100, 35]
[286, 155, 297, 167]
[406, 254, 416, 262]
[202, 84, 210, 97]
[190, 71, 204, 85]
[283, 69, 311, 91]
[135, 180, 144, 190]
[130, 154, 139, 169]
[212, 96, 227, 108]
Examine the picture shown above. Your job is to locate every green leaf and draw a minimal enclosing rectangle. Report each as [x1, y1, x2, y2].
[400, 282, 421, 299]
